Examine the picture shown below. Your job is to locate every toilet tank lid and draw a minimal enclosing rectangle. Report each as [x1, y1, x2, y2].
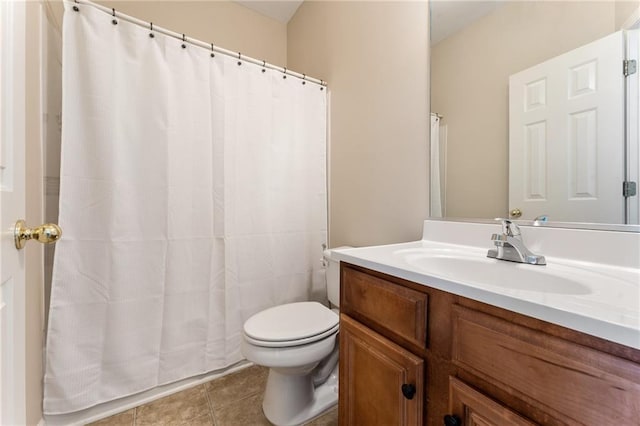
[323, 246, 353, 261]
[244, 302, 338, 342]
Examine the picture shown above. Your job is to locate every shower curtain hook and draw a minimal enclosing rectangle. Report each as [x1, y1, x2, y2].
[210, 43, 215, 58]
[111, 8, 118, 25]
[283, 67, 287, 79]
[149, 22, 154, 38]
[262, 60, 266, 73]
[320, 80, 325, 91]
[181, 34, 187, 49]
[237, 53, 242, 66]
[302, 74, 306, 85]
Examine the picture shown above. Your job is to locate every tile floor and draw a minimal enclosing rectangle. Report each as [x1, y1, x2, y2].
[88, 365, 338, 426]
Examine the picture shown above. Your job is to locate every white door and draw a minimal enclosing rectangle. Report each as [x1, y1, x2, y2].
[0, 1, 27, 424]
[509, 31, 626, 223]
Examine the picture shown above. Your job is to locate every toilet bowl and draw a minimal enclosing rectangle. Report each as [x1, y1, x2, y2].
[241, 247, 348, 426]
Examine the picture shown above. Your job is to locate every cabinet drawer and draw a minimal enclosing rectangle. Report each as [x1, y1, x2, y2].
[341, 264, 428, 349]
[449, 376, 536, 426]
[452, 305, 640, 425]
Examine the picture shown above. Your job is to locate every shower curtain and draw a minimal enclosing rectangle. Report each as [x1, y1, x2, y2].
[430, 114, 443, 217]
[44, 2, 327, 414]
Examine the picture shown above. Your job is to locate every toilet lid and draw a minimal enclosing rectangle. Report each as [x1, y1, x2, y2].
[244, 302, 339, 345]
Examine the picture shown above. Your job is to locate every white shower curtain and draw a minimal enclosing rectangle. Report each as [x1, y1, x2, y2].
[44, 2, 327, 414]
[430, 114, 443, 217]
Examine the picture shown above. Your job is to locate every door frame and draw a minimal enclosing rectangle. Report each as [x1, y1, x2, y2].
[0, 0, 28, 424]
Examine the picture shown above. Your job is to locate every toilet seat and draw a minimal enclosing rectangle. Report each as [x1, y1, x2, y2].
[244, 302, 339, 348]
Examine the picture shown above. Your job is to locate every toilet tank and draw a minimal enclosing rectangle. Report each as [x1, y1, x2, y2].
[323, 246, 352, 308]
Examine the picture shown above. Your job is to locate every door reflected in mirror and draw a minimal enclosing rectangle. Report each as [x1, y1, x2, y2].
[430, 1, 639, 228]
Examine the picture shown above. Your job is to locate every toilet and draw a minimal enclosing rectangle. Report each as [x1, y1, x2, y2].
[241, 247, 346, 426]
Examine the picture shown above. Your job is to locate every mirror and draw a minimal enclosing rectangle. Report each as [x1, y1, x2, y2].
[429, 1, 640, 230]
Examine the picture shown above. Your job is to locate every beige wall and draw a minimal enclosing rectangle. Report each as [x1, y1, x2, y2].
[288, 1, 430, 248]
[431, 1, 623, 220]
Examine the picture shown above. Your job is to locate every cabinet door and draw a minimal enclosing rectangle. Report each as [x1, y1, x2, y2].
[447, 377, 536, 426]
[339, 314, 423, 426]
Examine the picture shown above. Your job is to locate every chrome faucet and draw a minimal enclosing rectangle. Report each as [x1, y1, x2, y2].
[487, 219, 546, 265]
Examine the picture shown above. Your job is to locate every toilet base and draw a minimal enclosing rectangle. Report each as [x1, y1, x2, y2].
[262, 363, 339, 426]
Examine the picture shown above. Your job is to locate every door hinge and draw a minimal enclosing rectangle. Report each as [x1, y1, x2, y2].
[623, 181, 637, 197]
[624, 59, 637, 76]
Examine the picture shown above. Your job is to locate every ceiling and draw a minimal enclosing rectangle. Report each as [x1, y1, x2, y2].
[234, 0, 304, 23]
[430, 1, 506, 45]
[235, 1, 505, 43]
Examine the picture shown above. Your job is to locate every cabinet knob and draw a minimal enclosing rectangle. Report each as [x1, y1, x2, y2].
[444, 414, 461, 426]
[401, 383, 416, 400]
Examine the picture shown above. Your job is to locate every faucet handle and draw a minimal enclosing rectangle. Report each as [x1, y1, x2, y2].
[495, 218, 521, 237]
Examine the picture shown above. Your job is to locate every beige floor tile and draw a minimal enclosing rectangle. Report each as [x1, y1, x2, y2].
[305, 407, 338, 426]
[136, 384, 210, 425]
[87, 409, 135, 426]
[173, 412, 215, 426]
[206, 365, 268, 410]
[211, 393, 270, 426]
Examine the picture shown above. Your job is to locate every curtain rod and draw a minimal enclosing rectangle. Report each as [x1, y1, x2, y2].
[70, 0, 328, 88]
[431, 112, 443, 119]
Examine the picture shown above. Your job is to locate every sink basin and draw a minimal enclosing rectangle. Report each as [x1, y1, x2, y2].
[334, 234, 640, 349]
[395, 248, 592, 295]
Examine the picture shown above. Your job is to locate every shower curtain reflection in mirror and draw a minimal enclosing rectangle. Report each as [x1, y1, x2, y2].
[430, 113, 446, 218]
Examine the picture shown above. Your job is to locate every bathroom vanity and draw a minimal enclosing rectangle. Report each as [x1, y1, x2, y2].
[335, 221, 640, 426]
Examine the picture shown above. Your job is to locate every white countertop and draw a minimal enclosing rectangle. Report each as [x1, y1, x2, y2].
[333, 221, 640, 350]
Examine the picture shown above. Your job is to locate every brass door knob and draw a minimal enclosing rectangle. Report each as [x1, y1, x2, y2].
[14, 220, 62, 250]
[509, 208, 522, 218]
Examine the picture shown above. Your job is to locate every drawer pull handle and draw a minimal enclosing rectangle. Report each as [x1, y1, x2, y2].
[444, 414, 461, 426]
[401, 383, 416, 400]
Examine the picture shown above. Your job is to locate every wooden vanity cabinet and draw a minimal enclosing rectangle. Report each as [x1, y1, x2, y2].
[338, 262, 640, 426]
